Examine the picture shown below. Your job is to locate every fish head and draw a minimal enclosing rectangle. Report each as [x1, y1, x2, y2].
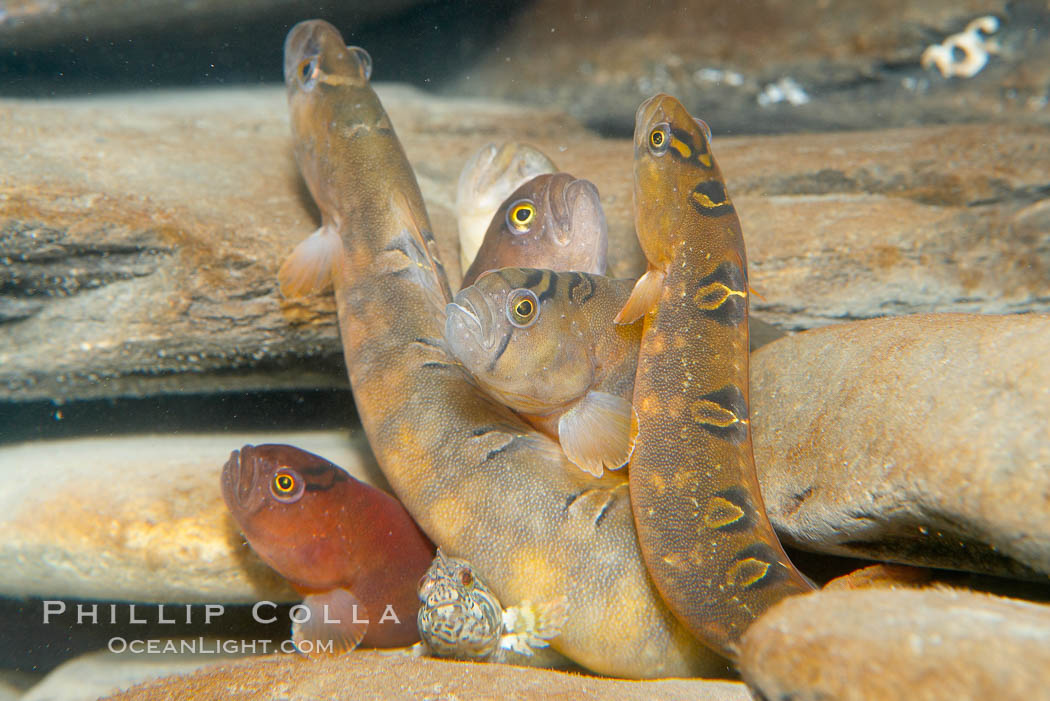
[458, 142, 558, 218]
[283, 20, 371, 93]
[444, 268, 596, 414]
[494, 172, 607, 270]
[633, 93, 716, 256]
[221, 444, 352, 590]
[416, 551, 503, 659]
[456, 142, 558, 271]
[282, 20, 383, 218]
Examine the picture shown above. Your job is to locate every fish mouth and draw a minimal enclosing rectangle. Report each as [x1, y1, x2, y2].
[220, 445, 265, 515]
[444, 286, 498, 360]
[560, 177, 605, 251]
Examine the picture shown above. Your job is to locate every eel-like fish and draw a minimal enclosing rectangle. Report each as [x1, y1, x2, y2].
[221, 444, 435, 651]
[417, 550, 565, 662]
[445, 269, 640, 477]
[456, 142, 557, 274]
[276, 21, 725, 677]
[460, 173, 607, 288]
[616, 94, 814, 659]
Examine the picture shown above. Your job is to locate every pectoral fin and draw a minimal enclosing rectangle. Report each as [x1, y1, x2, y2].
[277, 225, 342, 298]
[557, 391, 637, 477]
[614, 267, 665, 324]
[292, 589, 368, 656]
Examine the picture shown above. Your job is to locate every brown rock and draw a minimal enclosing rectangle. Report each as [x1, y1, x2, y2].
[0, 1, 423, 49]
[445, 0, 1050, 135]
[3, 87, 1047, 401]
[751, 313, 1050, 579]
[104, 651, 755, 700]
[739, 588, 1050, 701]
[0, 430, 382, 602]
[23, 642, 252, 701]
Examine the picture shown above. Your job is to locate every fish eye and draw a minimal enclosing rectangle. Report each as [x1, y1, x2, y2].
[271, 467, 305, 503]
[506, 200, 536, 234]
[507, 289, 540, 328]
[458, 569, 474, 588]
[648, 124, 670, 154]
[297, 58, 318, 89]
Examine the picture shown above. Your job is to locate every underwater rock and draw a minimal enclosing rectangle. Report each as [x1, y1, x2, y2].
[750, 313, 1050, 579]
[738, 588, 1050, 701]
[0, 430, 382, 602]
[22, 642, 251, 701]
[0, 0, 423, 49]
[2, 87, 1048, 400]
[102, 651, 754, 700]
[445, 0, 1050, 136]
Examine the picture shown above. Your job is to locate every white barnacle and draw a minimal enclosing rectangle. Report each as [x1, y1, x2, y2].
[921, 15, 1001, 79]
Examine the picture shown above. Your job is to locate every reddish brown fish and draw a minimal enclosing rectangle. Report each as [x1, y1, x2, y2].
[460, 173, 607, 288]
[221, 443, 435, 652]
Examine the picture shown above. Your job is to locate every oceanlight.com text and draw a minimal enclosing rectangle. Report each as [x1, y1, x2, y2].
[106, 637, 335, 655]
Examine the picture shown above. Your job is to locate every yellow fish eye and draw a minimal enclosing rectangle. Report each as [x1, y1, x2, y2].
[648, 125, 669, 154]
[506, 200, 536, 233]
[507, 288, 540, 328]
[271, 468, 305, 503]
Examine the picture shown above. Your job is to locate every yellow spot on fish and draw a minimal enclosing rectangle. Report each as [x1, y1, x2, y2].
[649, 333, 666, 354]
[669, 135, 692, 159]
[726, 558, 771, 588]
[650, 473, 667, 495]
[694, 282, 746, 310]
[672, 470, 699, 491]
[690, 400, 741, 429]
[640, 394, 659, 415]
[699, 153, 712, 168]
[703, 497, 745, 529]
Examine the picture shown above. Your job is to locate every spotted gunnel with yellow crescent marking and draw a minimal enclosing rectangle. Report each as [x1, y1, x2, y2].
[622, 93, 814, 661]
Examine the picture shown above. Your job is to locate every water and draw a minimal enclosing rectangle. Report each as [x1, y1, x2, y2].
[1, 0, 1048, 695]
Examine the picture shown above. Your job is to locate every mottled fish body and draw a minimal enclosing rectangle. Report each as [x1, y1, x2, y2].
[278, 20, 725, 677]
[619, 94, 814, 659]
[446, 268, 640, 477]
[221, 444, 435, 652]
[456, 142, 557, 273]
[417, 551, 564, 662]
[461, 172, 607, 288]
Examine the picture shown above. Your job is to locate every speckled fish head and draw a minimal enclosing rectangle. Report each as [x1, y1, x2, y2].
[633, 94, 715, 258]
[221, 444, 354, 590]
[494, 173, 607, 268]
[417, 552, 503, 660]
[283, 20, 384, 220]
[444, 267, 596, 415]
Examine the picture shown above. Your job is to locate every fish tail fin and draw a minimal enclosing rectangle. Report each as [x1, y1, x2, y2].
[391, 191, 454, 305]
[614, 267, 665, 324]
[277, 225, 342, 298]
